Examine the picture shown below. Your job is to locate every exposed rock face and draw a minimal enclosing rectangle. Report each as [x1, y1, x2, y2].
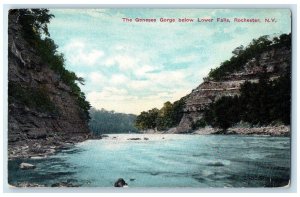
[8, 12, 90, 159]
[176, 47, 291, 133]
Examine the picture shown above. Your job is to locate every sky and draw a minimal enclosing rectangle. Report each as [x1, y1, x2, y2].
[48, 9, 291, 115]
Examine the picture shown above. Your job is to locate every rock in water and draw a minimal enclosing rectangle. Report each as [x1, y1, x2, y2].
[20, 162, 35, 170]
[127, 138, 141, 140]
[114, 178, 128, 187]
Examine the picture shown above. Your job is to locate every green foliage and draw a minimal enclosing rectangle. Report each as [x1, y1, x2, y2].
[16, 9, 54, 40]
[135, 108, 159, 130]
[156, 101, 174, 130]
[89, 108, 138, 134]
[208, 33, 291, 81]
[13, 9, 91, 120]
[191, 118, 207, 130]
[204, 96, 241, 131]
[8, 82, 57, 113]
[204, 68, 291, 130]
[240, 67, 291, 126]
[135, 98, 186, 130]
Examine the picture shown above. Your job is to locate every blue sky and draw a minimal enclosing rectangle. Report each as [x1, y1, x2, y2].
[48, 9, 291, 114]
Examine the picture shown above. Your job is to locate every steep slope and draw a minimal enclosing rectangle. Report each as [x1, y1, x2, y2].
[176, 46, 291, 133]
[8, 10, 91, 159]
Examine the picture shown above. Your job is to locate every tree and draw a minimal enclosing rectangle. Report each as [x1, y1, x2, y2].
[135, 108, 159, 130]
[232, 45, 244, 56]
[16, 9, 54, 40]
[204, 96, 241, 131]
[134, 98, 186, 131]
[156, 102, 174, 130]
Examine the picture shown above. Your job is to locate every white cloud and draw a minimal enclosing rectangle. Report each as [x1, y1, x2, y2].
[127, 80, 152, 90]
[172, 54, 198, 64]
[146, 70, 188, 86]
[87, 88, 134, 108]
[90, 72, 106, 84]
[64, 40, 104, 66]
[103, 55, 137, 70]
[111, 74, 128, 84]
[134, 65, 155, 77]
[115, 45, 126, 50]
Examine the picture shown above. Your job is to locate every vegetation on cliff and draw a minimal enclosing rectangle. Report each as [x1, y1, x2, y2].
[9, 9, 91, 119]
[135, 98, 185, 130]
[8, 82, 57, 113]
[203, 67, 291, 131]
[89, 108, 138, 134]
[201, 33, 291, 131]
[208, 33, 291, 81]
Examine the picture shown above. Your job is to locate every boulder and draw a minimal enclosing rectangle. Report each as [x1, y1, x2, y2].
[114, 178, 128, 187]
[127, 138, 141, 140]
[20, 162, 35, 170]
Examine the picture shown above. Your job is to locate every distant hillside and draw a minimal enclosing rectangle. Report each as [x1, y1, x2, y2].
[89, 108, 138, 134]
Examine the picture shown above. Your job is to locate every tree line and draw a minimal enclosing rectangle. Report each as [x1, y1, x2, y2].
[89, 108, 138, 134]
[208, 33, 291, 81]
[135, 98, 185, 131]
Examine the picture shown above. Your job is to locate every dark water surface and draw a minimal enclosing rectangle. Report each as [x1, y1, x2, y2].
[8, 134, 290, 187]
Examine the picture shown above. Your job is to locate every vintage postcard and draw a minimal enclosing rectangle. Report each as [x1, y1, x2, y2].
[7, 8, 291, 188]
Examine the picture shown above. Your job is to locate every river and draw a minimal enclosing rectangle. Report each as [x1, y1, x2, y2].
[8, 134, 290, 187]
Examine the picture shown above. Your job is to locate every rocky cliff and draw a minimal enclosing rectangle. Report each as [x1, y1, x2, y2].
[8, 11, 91, 159]
[176, 46, 291, 133]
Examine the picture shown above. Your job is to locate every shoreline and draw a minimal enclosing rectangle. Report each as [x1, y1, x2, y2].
[8, 125, 290, 160]
[8, 134, 92, 160]
[142, 125, 290, 136]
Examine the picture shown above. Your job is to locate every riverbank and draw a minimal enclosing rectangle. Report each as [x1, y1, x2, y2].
[8, 134, 94, 160]
[141, 125, 290, 136]
[192, 125, 290, 136]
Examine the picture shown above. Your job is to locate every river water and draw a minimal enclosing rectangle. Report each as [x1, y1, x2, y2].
[8, 134, 290, 187]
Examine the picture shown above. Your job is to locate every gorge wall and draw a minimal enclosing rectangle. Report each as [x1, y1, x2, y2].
[8, 11, 91, 159]
[175, 46, 291, 133]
